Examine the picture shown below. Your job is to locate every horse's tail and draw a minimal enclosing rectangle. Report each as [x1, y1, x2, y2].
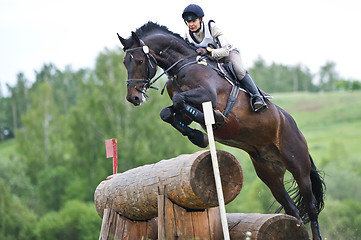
[277, 155, 326, 223]
[309, 154, 326, 215]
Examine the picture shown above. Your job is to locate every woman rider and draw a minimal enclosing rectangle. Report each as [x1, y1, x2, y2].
[182, 4, 267, 112]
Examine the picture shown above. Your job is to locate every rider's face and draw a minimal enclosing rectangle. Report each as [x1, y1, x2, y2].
[186, 18, 202, 32]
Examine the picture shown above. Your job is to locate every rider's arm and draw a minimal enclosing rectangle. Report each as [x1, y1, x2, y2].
[209, 22, 233, 59]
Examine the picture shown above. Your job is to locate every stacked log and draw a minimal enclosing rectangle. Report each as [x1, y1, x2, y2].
[227, 213, 309, 240]
[157, 192, 223, 240]
[98, 209, 157, 240]
[95, 150, 309, 239]
[98, 209, 310, 240]
[94, 150, 243, 220]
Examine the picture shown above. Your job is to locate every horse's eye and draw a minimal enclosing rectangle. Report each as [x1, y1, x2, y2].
[136, 60, 143, 65]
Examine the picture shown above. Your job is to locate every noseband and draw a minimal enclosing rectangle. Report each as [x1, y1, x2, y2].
[125, 42, 158, 96]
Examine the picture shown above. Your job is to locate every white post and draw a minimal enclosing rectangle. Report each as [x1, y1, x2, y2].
[202, 101, 230, 240]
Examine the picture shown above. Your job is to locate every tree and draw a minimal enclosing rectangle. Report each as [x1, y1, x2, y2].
[335, 79, 361, 91]
[35, 200, 101, 240]
[319, 61, 339, 91]
[0, 179, 37, 240]
[17, 81, 57, 183]
[291, 64, 314, 92]
[249, 57, 316, 93]
[6, 72, 30, 131]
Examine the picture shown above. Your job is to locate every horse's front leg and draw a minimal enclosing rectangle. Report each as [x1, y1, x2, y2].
[160, 106, 208, 148]
[172, 88, 224, 126]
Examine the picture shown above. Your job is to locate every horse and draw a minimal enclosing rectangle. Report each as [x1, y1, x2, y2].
[117, 21, 325, 240]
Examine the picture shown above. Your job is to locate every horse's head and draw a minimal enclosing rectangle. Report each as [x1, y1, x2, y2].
[117, 32, 157, 106]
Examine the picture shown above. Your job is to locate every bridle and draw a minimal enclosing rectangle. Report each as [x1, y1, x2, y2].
[125, 41, 158, 97]
[125, 40, 202, 96]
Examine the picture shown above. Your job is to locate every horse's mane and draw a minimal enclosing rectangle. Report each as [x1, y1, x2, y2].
[123, 21, 195, 50]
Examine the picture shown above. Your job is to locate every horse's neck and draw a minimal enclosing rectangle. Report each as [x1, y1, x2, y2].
[149, 37, 194, 72]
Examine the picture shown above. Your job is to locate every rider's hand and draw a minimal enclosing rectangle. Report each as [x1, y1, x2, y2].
[196, 48, 208, 56]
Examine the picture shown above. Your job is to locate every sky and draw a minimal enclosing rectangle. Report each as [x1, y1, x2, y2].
[1, 0, 361, 95]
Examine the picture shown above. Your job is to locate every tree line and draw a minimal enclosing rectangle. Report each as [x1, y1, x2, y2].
[1, 53, 360, 135]
[0, 47, 360, 239]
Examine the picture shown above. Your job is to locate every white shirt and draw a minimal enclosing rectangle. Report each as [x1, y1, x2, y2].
[184, 20, 234, 60]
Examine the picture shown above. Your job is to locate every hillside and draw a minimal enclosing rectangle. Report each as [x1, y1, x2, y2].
[1, 90, 361, 239]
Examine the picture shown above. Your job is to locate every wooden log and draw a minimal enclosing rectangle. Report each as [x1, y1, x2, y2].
[98, 209, 157, 240]
[158, 194, 223, 240]
[94, 150, 243, 220]
[227, 213, 309, 240]
[99, 210, 309, 239]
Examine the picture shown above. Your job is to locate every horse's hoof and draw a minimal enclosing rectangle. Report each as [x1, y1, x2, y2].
[189, 129, 209, 148]
[172, 94, 186, 110]
[160, 107, 174, 123]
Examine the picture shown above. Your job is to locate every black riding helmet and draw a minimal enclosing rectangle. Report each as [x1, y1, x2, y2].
[182, 4, 204, 22]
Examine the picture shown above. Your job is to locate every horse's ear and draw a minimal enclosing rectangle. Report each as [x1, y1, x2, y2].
[117, 33, 126, 47]
[131, 31, 141, 46]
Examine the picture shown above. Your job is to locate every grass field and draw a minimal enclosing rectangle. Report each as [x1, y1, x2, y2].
[272, 91, 361, 164]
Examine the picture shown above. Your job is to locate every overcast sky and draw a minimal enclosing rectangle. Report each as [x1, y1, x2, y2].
[1, 0, 360, 95]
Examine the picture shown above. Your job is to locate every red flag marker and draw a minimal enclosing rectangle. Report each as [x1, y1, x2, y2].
[105, 139, 118, 174]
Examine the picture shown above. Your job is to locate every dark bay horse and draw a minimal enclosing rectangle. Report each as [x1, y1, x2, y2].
[117, 21, 325, 240]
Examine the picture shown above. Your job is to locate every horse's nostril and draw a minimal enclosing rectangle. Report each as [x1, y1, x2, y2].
[126, 95, 140, 106]
[130, 95, 141, 106]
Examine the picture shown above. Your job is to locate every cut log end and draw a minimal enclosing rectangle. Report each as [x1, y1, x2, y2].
[228, 213, 309, 240]
[190, 150, 243, 206]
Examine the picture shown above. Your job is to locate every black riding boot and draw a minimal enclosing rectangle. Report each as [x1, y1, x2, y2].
[182, 105, 225, 126]
[239, 73, 267, 112]
[172, 94, 225, 126]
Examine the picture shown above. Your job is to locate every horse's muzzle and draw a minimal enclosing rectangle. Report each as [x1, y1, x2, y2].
[126, 94, 143, 106]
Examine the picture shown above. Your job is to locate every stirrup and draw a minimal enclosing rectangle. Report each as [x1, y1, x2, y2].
[251, 96, 268, 113]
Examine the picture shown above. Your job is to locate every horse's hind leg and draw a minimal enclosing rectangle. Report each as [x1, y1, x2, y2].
[251, 157, 302, 221]
[285, 154, 323, 239]
[280, 125, 323, 238]
[160, 106, 208, 148]
[293, 173, 322, 240]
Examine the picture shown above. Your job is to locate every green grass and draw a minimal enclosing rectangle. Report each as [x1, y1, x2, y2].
[271, 91, 361, 168]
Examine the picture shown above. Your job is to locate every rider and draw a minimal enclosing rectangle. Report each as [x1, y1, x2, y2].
[182, 4, 267, 112]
